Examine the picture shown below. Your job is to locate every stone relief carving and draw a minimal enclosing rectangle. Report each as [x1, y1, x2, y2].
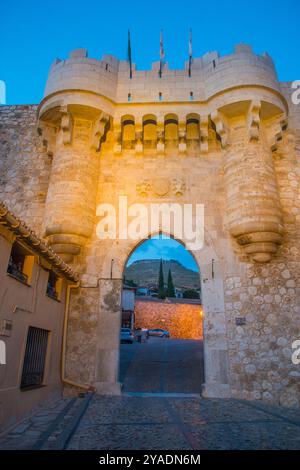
[136, 178, 186, 197]
[136, 179, 151, 196]
[171, 178, 186, 196]
[152, 178, 170, 197]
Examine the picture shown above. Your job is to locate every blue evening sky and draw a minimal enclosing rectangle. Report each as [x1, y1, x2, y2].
[126, 235, 199, 272]
[1, 0, 299, 104]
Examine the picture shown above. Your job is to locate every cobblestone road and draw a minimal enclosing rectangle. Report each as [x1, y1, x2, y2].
[67, 395, 300, 450]
[119, 338, 204, 393]
[1, 339, 300, 450]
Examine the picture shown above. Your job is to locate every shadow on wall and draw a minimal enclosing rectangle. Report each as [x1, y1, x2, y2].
[134, 299, 203, 339]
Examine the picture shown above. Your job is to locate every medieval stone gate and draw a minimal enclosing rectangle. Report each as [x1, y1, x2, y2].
[1, 44, 299, 406]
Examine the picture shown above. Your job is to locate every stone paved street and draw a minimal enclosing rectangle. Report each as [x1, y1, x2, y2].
[67, 395, 300, 450]
[119, 338, 204, 393]
[0, 339, 300, 450]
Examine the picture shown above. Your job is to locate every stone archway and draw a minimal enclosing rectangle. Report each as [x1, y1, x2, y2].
[94, 230, 230, 398]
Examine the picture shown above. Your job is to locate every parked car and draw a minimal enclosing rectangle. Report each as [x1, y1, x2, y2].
[120, 327, 134, 343]
[148, 328, 170, 338]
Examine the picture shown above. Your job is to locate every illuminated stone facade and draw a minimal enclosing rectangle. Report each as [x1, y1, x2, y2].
[0, 44, 299, 406]
[134, 299, 203, 339]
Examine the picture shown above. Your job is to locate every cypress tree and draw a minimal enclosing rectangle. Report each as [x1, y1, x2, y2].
[158, 259, 165, 299]
[167, 268, 175, 297]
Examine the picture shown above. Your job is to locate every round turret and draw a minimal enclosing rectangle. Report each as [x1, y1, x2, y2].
[39, 49, 115, 261]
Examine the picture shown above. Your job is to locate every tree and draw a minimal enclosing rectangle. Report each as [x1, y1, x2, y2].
[158, 259, 165, 299]
[183, 289, 199, 299]
[166, 268, 175, 297]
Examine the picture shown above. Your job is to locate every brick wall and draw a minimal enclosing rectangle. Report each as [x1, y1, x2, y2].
[134, 300, 203, 339]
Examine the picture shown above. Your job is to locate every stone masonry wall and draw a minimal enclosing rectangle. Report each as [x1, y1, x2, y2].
[223, 89, 300, 407]
[134, 299, 203, 339]
[0, 105, 51, 234]
[66, 286, 99, 386]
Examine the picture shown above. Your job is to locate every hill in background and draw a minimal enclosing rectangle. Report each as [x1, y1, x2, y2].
[124, 259, 200, 290]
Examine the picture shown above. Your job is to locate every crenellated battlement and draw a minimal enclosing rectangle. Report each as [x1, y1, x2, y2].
[44, 43, 280, 105]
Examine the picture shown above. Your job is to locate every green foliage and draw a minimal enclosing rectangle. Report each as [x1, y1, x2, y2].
[166, 268, 175, 297]
[158, 259, 166, 299]
[183, 289, 199, 299]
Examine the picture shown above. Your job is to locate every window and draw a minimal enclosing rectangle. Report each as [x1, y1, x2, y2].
[190, 91, 194, 101]
[159, 92, 162, 101]
[46, 271, 62, 301]
[21, 327, 49, 389]
[7, 242, 34, 284]
[128, 93, 131, 102]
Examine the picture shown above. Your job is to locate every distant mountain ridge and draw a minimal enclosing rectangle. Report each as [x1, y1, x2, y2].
[124, 259, 200, 290]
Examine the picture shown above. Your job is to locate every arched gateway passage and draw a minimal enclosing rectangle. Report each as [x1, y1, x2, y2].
[94, 231, 231, 398]
[120, 234, 203, 394]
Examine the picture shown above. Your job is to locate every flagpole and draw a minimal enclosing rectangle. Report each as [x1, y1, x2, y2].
[188, 28, 192, 77]
[128, 29, 132, 79]
[159, 29, 164, 78]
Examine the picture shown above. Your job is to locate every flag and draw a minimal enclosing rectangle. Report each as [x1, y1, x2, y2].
[128, 29, 132, 79]
[159, 29, 165, 78]
[160, 29, 165, 60]
[188, 29, 193, 77]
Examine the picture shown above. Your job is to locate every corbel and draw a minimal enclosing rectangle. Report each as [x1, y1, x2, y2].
[268, 116, 288, 152]
[135, 118, 143, 155]
[200, 115, 209, 153]
[178, 119, 187, 154]
[91, 112, 110, 151]
[113, 117, 122, 154]
[247, 100, 261, 142]
[60, 105, 73, 145]
[210, 110, 229, 149]
[36, 121, 56, 157]
[156, 120, 165, 155]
